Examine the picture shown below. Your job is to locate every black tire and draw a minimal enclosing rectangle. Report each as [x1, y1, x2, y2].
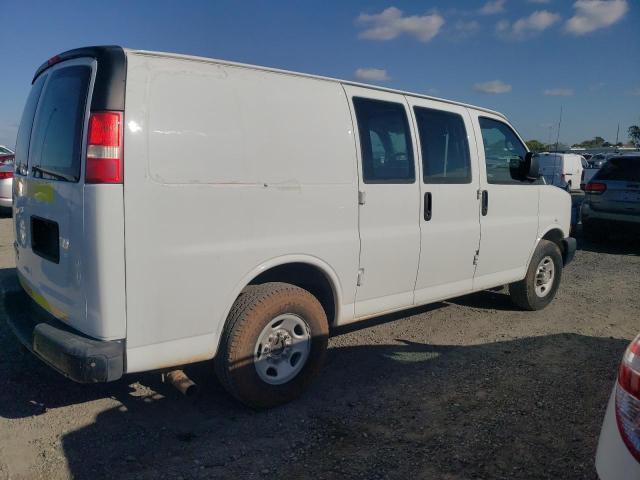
[509, 240, 563, 311]
[215, 282, 329, 409]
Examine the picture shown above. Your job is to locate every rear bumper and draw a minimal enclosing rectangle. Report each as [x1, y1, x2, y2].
[0, 197, 11, 208]
[562, 237, 577, 266]
[582, 203, 640, 225]
[6, 285, 125, 383]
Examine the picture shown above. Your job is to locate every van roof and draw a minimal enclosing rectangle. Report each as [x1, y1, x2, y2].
[125, 47, 507, 120]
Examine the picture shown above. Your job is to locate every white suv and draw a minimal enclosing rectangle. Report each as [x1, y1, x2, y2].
[8, 46, 575, 408]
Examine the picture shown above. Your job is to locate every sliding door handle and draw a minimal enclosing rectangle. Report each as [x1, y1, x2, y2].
[424, 192, 432, 221]
[481, 190, 489, 216]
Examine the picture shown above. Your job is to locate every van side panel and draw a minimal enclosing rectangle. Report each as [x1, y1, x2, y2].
[123, 53, 360, 372]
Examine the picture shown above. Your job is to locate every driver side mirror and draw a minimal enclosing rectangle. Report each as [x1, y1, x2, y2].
[523, 151, 539, 181]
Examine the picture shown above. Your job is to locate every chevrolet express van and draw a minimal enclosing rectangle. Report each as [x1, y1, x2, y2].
[9, 46, 576, 408]
[538, 152, 585, 192]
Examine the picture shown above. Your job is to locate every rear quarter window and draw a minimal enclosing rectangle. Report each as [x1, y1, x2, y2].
[595, 157, 640, 182]
[29, 65, 91, 182]
[14, 74, 47, 175]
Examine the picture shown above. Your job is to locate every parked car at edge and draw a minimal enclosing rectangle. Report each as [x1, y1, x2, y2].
[0, 145, 14, 164]
[537, 152, 585, 192]
[582, 155, 640, 239]
[595, 334, 640, 480]
[8, 46, 575, 408]
[0, 157, 14, 209]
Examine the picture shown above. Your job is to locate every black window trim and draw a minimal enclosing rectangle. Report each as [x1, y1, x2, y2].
[478, 115, 535, 186]
[353, 96, 416, 185]
[414, 106, 473, 185]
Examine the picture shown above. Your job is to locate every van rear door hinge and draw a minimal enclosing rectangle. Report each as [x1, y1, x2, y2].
[357, 268, 365, 286]
[358, 190, 366, 205]
[473, 250, 480, 266]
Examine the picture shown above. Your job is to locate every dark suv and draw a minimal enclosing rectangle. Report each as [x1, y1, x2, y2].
[581, 155, 640, 239]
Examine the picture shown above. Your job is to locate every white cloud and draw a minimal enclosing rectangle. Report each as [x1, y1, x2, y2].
[497, 10, 561, 39]
[454, 20, 481, 38]
[473, 80, 512, 94]
[565, 0, 628, 35]
[544, 88, 574, 96]
[480, 0, 506, 15]
[356, 7, 445, 42]
[354, 68, 390, 82]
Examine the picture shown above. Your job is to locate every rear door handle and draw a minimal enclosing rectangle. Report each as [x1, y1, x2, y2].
[481, 190, 489, 216]
[424, 192, 432, 221]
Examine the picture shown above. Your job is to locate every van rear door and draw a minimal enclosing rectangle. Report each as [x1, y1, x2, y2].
[13, 49, 127, 341]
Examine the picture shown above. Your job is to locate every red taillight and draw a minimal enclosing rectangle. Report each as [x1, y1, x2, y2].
[615, 335, 640, 461]
[0, 171, 13, 179]
[86, 111, 123, 184]
[585, 182, 606, 194]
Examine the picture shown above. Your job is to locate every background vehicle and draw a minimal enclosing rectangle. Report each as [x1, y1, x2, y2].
[0, 146, 14, 164]
[0, 158, 14, 209]
[582, 155, 640, 239]
[595, 334, 640, 480]
[8, 46, 574, 408]
[537, 152, 584, 192]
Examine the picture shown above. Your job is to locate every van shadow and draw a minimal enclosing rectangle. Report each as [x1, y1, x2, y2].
[0, 276, 626, 479]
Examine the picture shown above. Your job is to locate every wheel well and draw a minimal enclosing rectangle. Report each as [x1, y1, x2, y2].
[248, 263, 337, 325]
[542, 228, 565, 257]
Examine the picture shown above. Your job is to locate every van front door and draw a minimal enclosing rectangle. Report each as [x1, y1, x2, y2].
[471, 114, 539, 289]
[406, 98, 481, 304]
[344, 85, 421, 318]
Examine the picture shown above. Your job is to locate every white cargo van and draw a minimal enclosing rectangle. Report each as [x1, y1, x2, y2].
[9, 46, 576, 408]
[538, 152, 585, 192]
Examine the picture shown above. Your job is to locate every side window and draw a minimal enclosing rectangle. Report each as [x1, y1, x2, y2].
[414, 107, 471, 184]
[353, 97, 415, 183]
[479, 117, 528, 184]
[14, 74, 47, 176]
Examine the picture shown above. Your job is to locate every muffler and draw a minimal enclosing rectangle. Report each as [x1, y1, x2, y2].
[164, 369, 198, 397]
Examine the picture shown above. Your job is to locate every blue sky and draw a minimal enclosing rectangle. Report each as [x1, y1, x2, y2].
[1, 0, 638, 147]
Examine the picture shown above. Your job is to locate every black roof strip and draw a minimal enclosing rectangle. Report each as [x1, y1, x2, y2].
[32, 45, 126, 111]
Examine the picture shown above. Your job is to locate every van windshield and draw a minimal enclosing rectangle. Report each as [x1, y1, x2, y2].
[28, 65, 91, 182]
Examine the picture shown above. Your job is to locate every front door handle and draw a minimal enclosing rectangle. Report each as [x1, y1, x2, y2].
[424, 192, 432, 221]
[481, 190, 489, 216]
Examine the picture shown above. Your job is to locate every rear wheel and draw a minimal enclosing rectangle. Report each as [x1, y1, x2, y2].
[509, 240, 563, 311]
[215, 282, 329, 409]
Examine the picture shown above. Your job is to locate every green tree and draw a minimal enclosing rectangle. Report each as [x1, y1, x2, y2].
[629, 125, 640, 147]
[576, 136, 607, 148]
[526, 139, 546, 152]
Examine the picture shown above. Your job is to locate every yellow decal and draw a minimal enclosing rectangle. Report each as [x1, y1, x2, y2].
[17, 271, 68, 321]
[30, 183, 55, 204]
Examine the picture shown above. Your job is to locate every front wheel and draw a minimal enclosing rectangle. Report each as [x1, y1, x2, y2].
[509, 240, 563, 311]
[215, 282, 329, 409]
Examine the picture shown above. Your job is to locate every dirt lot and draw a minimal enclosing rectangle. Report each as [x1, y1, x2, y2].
[0, 203, 638, 480]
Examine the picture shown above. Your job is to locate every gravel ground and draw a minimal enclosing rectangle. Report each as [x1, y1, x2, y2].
[0, 200, 638, 480]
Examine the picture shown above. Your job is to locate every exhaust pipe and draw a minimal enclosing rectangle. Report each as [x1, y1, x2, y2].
[165, 370, 198, 397]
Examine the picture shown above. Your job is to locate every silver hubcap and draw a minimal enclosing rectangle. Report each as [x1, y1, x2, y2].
[535, 256, 555, 297]
[254, 314, 311, 385]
